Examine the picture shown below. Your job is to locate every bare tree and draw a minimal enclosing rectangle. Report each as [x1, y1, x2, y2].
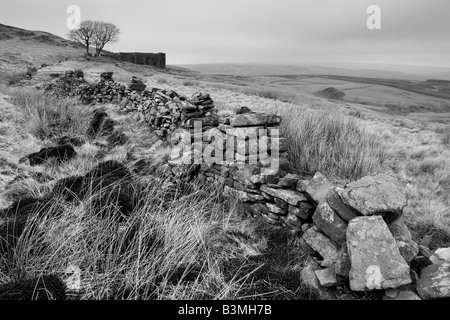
[67, 20, 96, 56]
[92, 22, 120, 57]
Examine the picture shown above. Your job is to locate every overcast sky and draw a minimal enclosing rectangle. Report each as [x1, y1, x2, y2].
[1, 0, 449, 67]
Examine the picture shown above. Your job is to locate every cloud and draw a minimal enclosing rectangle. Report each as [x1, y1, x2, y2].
[0, 0, 448, 66]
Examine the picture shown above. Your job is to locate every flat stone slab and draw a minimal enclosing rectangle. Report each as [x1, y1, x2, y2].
[297, 172, 333, 204]
[303, 226, 340, 267]
[429, 248, 450, 265]
[261, 185, 308, 206]
[347, 216, 411, 291]
[277, 173, 300, 188]
[339, 174, 407, 219]
[229, 113, 281, 127]
[313, 202, 348, 245]
[417, 262, 450, 300]
[266, 203, 287, 215]
[326, 187, 359, 222]
[315, 265, 344, 288]
[223, 186, 265, 202]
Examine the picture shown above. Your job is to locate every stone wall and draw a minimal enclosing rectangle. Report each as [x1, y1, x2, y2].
[42, 71, 450, 300]
[165, 93, 448, 301]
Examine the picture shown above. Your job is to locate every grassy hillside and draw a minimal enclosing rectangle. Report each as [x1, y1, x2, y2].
[0, 23, 84, 73]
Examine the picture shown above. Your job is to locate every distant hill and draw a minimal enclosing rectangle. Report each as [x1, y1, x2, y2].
[0, 23, 83, 72]
[314, 87, 346, 100]
[178, 62, 450, 81]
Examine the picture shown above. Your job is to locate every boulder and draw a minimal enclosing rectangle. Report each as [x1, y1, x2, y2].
[326, 187, 359, 222]
[339, 174, 407, 222]
[347, 216, 411, 291]
[312, 202, 347, 245]
[416, 262, 450, 300]
[297, 172, 333, 204]
[303, 226, 340, 267]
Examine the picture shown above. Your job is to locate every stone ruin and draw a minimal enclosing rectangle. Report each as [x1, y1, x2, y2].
[103, 52, 166, 69]
[40, 71, 450, 300]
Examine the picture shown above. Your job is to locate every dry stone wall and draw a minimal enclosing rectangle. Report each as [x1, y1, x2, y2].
[42, 71, 450, 300]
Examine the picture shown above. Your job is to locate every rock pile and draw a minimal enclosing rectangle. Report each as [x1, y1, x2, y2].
[100, 71, 113, 81]
[43, 70, 86, 98]
[78, 75, 128, 105]
[25, 66, 37, 79]
[140, 91, 218, 137]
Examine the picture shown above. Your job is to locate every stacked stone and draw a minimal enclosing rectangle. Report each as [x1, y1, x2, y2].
[100, 72, 113, 81]
[192, 108, 320, 231]
[26, 66, 37, 79]
[128, 76, 146, 92]
[166, 104, 450, 300]
[43, 69, 86, 98]
[292, 172, 450, 300]
[140, 91, 218, 137]
[80, 80, 128, 105]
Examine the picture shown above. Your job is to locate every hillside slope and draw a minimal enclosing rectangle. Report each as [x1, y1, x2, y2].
[0, 23, 84, 72]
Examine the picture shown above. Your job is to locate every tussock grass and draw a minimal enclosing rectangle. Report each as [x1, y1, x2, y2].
[438, 125, 450, 146]
[0, 86, 90, 140]
[181, 79, 199, 87]
[279, 107, 385, 180]
[154, 76, 169, 85]
[246, 88, 296, 103]
[0, 177, 317, 299]
[0, 71, 27, 85]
